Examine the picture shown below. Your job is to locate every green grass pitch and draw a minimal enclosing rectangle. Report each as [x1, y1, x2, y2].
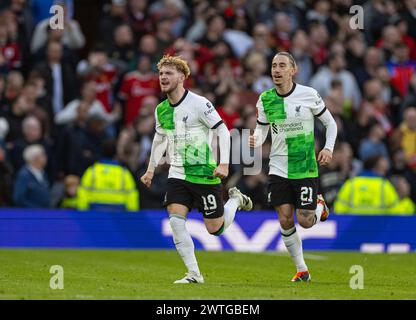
[1, 249, 415, 300]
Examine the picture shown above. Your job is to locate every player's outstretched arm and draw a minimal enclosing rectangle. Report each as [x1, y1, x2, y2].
[140, 132, 167, 188]
[213, 123, 230, 179]
[316, 108, 337, 166]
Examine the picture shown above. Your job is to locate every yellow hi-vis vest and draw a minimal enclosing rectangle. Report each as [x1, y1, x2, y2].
[61, 196, 78, 209]
[334, 176, 401, 215]
[77, 161, 139, 211]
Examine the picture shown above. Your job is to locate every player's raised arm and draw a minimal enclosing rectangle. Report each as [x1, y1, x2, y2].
[140, 110, 167, 188]
[311, 91, 338, 166]
[249, 98, 270, 148]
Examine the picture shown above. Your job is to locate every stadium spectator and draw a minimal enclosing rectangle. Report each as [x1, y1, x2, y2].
[393, 17, 416, 60]
[310, 52, 361, 111]
[197, 14, 226, 49]
[391, 175, 416, 214]
[56, 103, 111, 177]
[402, 0, 416, 40]
[386, 42, 416, 97]
[400, 73, 416, 117]
[137, 34, 159, 69]
[361, 78, 393, 134]
[117, 54, 159, 125]
[345, 33, 366, 79]
[0, 116, 8, 142]
[358, 122, 390, 161]
[77, 139, 139, 211]
[0, 17, 22, 72]
[3, 95, 32, 143]
[33, 40, 77, 116]
[352, 46, 383, 90]
[394, 107, 416, 169]
[32, 24, 78, 68]
[155, 0, 189, 38]
[365, 0, 397, 45]
[217, 92, 242, 130]
[185, 1, 216, 43]
[257, 0, 301, 32]
[99, 0, 129, 46]
[290, 29, 313, 85]
[272, 12, 292, 52]
[243, 51, 273, 94]
[319, 142, 352, 210]
[107, 23, 135, 73]
[307, 21, 329, 67]
[9, 0, 34, 54]
[374, 66, 402, 120]
[30, 1, 85, 53]
[0, 117, 12, 206]
[247, 23, 273, 62]
[9, 115, 54, 181]
[55, 80, 120, 126]
[20, 82, 51, 135]
[117, 110, 155, 172]
[77, 46, 118, 113]
[58, 174, 79, 209]
[0, 142, 13, 207]
[13, 144, 50, 208]
[377, 25, 402, 62]
[127, 0, 152, 41]
[137, 164, 168, 208]
[224, 7, 253, 58]
[2, 70, 24, 107]
[334, 155, 406, 215]
[306, 0, 337, 36]
[154, 15, 175, 60]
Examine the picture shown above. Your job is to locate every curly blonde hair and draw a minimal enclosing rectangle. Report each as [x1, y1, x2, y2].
[157, 55, 191, 78]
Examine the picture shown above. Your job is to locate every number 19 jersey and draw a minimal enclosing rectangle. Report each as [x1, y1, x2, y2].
[155, 90, 224, 184]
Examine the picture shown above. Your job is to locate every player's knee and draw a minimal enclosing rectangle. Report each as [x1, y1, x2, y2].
[297, 210, 314, 229]
[207, 222, 225, 236]
[298, 220, 313, 229]
[279, 216, 295, 230]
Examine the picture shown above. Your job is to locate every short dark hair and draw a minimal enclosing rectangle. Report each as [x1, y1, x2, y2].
[102, 139, 117, 159]
[363, 155, 383, 171]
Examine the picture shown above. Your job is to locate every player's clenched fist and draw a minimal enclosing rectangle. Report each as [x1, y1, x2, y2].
[140, 170, 154, 188]
[213, 163, 229, 179]
[248, 135, 257, 148]
[317, 148, 332, 166]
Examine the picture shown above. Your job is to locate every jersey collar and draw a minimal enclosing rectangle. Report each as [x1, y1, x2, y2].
[169, 89, 189, 108]
[275, 82, 296, 98]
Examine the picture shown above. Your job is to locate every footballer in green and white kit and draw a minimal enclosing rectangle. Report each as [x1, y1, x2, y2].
[155, 90, 224, 186]
[250, 52, 337, 282]
[141, 55, 252, 284]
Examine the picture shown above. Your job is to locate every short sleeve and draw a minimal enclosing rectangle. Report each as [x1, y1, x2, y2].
[256, 97, 269, 125]
[198, 98, 223, 129]
[310, 89, 327, 117]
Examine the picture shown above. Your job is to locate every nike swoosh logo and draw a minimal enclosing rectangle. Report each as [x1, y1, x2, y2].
[301, 202, 312, 206]
[205, 211, 215, 215]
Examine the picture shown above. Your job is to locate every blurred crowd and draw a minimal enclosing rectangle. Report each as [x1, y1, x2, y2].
[0, 0, 415, 213]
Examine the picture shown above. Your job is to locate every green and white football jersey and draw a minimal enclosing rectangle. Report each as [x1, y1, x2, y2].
[256, 83, 326, 179]
[155, 90, 223, 184]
